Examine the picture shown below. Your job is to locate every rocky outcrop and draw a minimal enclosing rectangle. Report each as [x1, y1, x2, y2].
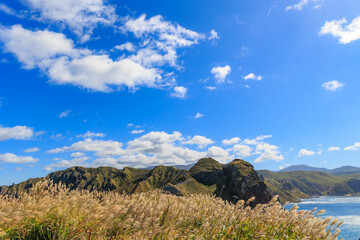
[189, 158, 272, 205]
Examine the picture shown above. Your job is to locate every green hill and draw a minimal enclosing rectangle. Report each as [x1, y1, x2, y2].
[258, 170, 360, 202]
[0, 158, 272, 205]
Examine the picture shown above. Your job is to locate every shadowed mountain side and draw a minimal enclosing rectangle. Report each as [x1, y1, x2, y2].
[0, 158, 272, 205]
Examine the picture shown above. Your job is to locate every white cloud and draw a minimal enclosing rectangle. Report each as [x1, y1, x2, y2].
[322, 80, 344, 91]
[286, 0, 321, 11]
[243, 135, 272, 145]
[222, 137, 241, 145]
[206, 146, 232, 163]
[298, 149, 315, 157]
[0, 125, 34, 141]
[123, 14, 205, 68]
[0, 153, 38, 163]
[59, 109, 71, 118]
[0, 25, 80, 70]
[0, 4, 17, 16]
[45, 131, 284, 170]
[114, 42, 135, 52]
[254, 142, 283, 163]
[208, 29, 219, 40]
[171, 86, 187, 98]
[232, 144, 252, 158]
[45, 156, 89, 171]
[211, 65, 231, 83]
[206, 86, 216, 91]
[71, 152, 85, 157]
[0, 21, 205, 93]
[182, 135, 214, 149]
[344, 142, 360, 151]
[320, 16, 360, 44]
[328, 146, 340, 151]
[24, 147, 40, 153]
[20, 0, 117, 41]
[130, 129, 145, 134]
[244, 73, 262, 81]
[77, 131, 105, 138]
[193, 113, 204, 119]
[47, 138, 124, 157]
[0, 25, 162, 92]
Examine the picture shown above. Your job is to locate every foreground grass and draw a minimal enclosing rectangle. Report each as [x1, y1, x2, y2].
[0, 181, 342, 239]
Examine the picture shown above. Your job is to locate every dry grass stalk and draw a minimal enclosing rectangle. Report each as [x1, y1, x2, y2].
[0, 180, 343, 239]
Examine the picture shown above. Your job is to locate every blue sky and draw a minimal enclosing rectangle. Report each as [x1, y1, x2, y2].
[1, 0, 360, 185]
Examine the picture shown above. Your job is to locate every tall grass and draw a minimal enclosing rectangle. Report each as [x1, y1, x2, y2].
[0, 180, 342, 239]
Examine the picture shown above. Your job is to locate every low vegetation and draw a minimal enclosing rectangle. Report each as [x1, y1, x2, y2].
[0, 180, 343, 239]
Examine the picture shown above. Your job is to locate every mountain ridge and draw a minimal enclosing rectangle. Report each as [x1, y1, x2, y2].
[0, 158, 272, 206]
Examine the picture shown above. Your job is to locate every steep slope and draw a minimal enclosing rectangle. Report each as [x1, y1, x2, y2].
[0, 158, 272, 205]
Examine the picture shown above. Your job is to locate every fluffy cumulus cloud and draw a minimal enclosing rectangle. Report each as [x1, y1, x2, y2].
[182, 135, 214, 148]
[222, 137, 241, 145]
[0, 153, 38, 163]
[328, 146, 340, 151]
[20, 0, 117, 41]
[344, 142, 360, 151]
[232, 144, 252, 158]
[45, 131, 284, 170]
[322, 80, 344, 91]
[77, 131, 105, 138]
[171, 86, 187, 98]
[320, 16, 360, 44]
[206, 146, 232, 163]
[0, 10, 207, 94]
[254, 142, 283, 163]
[47, 138, 124, 157]
[298, 149, 315, 157]
[244, 73, 262, 81]
[0, 125, 34, 141]
[211, 65, 231, 83]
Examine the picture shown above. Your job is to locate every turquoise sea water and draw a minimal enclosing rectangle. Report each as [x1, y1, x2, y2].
[288, 196, 360, 240]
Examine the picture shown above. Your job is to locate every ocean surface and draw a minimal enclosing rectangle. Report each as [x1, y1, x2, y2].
[288, 196, 360, 240]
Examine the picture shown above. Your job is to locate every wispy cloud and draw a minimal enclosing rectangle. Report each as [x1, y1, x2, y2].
[322, 80, 344, 91]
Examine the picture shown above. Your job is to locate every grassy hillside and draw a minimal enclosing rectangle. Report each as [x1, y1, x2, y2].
[0, 180, 343, 239]
[0, 158, 272, 205]
[259, 170, 360, 202]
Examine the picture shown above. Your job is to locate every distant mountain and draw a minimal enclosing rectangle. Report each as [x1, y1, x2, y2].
[0, 158, 272, 206]
[279, 164, 360, 175]
[329, 166, 360, 175]
[279, 165, 329, 172]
